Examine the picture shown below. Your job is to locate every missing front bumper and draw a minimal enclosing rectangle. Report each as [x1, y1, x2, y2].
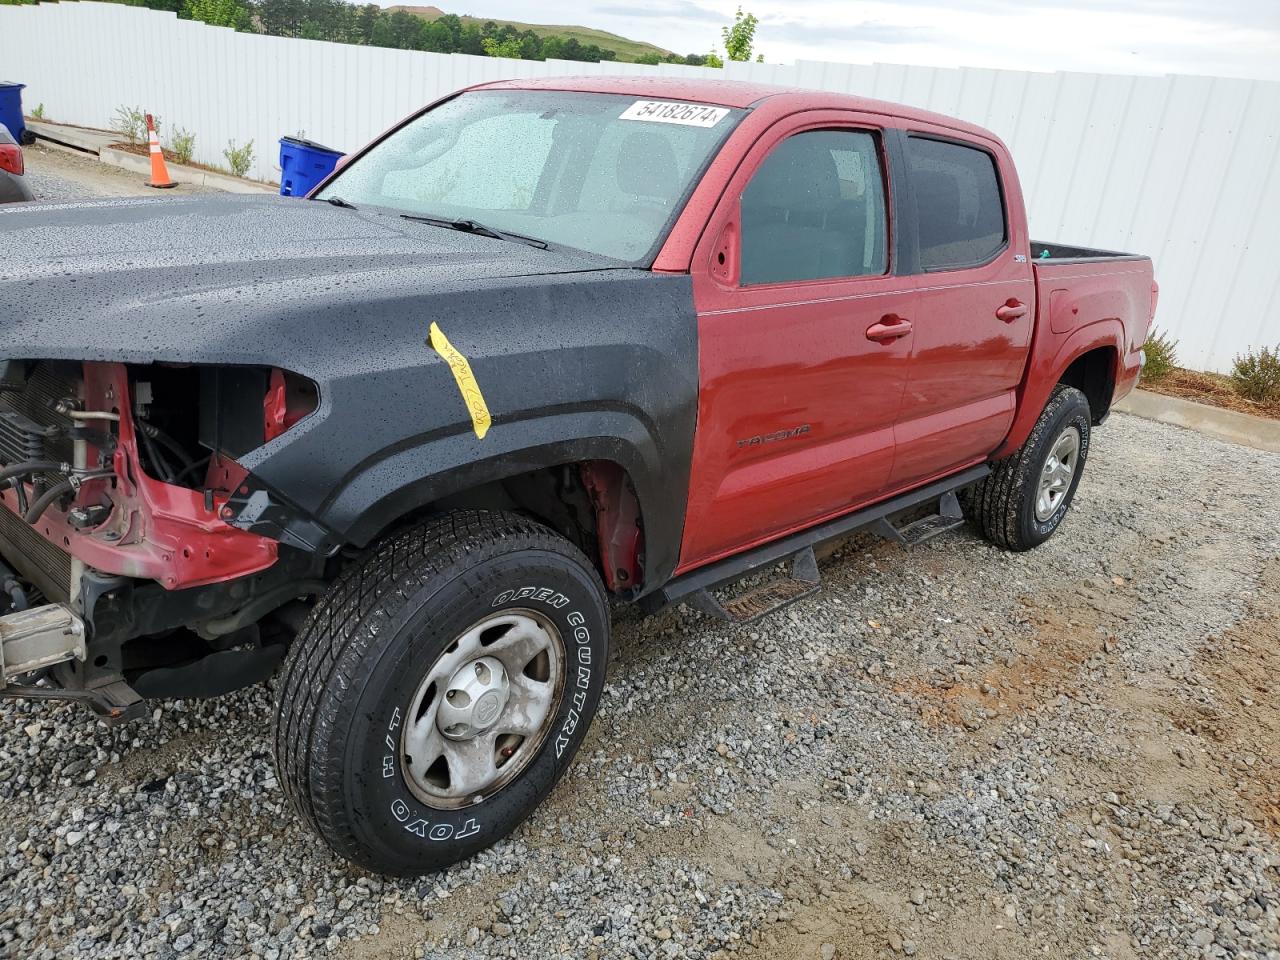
[0, 604, 146, 722]
[0, 603, 85, 681]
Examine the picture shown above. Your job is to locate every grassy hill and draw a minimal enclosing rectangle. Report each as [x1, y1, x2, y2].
[387, 5, 675, 62]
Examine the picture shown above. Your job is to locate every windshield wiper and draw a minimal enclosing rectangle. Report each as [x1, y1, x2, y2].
[399, 214, 548, 249]
[321, 196, 358, 209]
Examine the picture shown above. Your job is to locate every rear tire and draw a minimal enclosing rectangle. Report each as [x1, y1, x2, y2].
[273, 509, 609, 876]
[966, 384, 1091, 551]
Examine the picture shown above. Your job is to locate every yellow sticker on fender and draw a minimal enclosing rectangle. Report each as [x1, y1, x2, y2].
[428, 321, 492, 440]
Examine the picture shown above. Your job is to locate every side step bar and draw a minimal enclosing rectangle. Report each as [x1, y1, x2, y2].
[873, 490, 965, 546]
[686, 546, 821, 624]
[646, 465, 988, 623]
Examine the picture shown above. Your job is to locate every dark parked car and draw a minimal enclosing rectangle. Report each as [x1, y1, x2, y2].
[0, 123, 33, 203]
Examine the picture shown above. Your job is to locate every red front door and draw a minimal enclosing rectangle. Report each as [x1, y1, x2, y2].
[676, 115, 915, 572]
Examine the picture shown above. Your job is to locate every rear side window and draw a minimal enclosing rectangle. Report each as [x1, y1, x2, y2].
[906, 136, 1006, 270]
[740, 130, 888, 285]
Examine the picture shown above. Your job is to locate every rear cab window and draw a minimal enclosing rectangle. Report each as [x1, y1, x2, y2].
[904, 135, 1007, 271]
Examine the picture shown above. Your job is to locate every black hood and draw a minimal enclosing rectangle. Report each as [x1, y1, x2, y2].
[0, 193, 615, 365]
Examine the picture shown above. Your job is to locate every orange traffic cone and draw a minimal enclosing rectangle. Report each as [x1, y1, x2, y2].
[145, 113, 176, 189]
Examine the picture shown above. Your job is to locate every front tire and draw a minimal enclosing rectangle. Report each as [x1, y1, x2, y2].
[966, 384, 1091, 551]
[273, 510, 609, 876]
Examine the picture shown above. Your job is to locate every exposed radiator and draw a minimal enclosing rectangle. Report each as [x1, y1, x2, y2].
[0, 361, 78, 490]
[0, 500, 71, 603]
[0, 362, 80, 603]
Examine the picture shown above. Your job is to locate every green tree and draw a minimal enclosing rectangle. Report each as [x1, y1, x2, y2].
[387, 9, 422, 48]
[353, 3, 379, 44]
[184, 0, 251, 30]
[435, 13, 463, 48]
[519, 31, 542, 59]
[420, 18, 455, 51]
[481, 35, 523, 58]
[721, 6, 761, 62]
[705, 50, 724, 68]
[458, 22, 485, 54]
[635, 51, 662, 65]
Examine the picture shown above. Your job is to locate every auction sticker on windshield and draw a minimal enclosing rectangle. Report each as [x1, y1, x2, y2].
[619, 100, 729, 127]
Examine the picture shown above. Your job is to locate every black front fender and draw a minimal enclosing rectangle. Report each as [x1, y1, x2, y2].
[228, 269, 699, 593]
[332, 410, 675, 588]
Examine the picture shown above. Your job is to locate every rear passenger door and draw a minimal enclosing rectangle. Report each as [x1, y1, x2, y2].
[888, 129, 1035, 488]
[678, 114, 916, 571]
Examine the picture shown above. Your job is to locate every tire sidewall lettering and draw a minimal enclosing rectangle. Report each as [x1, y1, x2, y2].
[355, 560, 607, 864]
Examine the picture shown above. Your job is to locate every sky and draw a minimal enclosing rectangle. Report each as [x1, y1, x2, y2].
[428, 0, 1280, 81]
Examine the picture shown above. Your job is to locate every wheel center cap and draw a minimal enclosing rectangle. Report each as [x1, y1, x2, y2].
[438, 655, 510, 740]
[473, 690, 503, 726]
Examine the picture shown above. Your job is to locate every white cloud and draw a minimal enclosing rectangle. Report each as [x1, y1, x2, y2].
[424, 0, 1280, 80]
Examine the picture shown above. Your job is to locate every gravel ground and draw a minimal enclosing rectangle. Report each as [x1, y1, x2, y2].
[2, 413, 1277, 960]
[19, 142, 217, 201]
[3, 177, 1278, 960]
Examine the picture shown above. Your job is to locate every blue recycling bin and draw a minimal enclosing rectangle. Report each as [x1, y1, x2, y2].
[279, 136, 343, 197]
[0, 82, 30, 146]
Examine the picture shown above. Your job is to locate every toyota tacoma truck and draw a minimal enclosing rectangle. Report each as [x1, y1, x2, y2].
[0, 76, 1156, 876]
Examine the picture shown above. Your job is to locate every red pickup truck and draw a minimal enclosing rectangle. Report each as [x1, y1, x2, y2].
[0, 76, 1155, 876]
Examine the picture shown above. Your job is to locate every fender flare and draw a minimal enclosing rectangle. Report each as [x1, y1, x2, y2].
[993, 320, 1123, 460]
[324, 408, 680, 592]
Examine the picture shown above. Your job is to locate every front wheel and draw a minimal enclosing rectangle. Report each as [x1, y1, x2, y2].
[966, 384, 1092, 551]
[273, 510, 609, 876]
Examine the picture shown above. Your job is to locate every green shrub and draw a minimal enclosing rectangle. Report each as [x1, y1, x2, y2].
[1142, 328, 1178, 382]
[1230, 345, 1280, 403]
[111, 106, 158, 146]
[30, 102, 45, 120]
[170, 127, 195, 165]
[111, 105, 144, 145]
[223, 139, 254, 178]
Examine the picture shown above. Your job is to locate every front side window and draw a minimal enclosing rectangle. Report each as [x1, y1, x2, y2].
[318, 91, 743, 263]
[905, 136, 1006, 270]
[739, 129, 888, 286]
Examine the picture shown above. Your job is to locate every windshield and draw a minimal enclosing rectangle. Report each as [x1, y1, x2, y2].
[318, 90, 743, 263]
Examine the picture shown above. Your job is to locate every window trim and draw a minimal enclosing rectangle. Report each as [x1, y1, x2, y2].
[900, 130, 1010, 275]
[735, 125, 894, 291]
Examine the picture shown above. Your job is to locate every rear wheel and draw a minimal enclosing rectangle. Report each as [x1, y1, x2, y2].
[966, 384, 1091, 551]
[273, 510, 609, 875]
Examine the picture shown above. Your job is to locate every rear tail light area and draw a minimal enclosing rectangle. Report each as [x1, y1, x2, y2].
[0, 143, 23, 177]
[1149, 280, 1160, 328]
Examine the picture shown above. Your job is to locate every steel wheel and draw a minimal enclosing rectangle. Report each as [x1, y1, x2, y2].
[400, 610, 564, 809]
[1035, 425, 1081, 522]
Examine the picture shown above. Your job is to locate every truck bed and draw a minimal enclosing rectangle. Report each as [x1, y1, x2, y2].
[1031, 240, 1150, 264]
[1017, 245, 1155, 454]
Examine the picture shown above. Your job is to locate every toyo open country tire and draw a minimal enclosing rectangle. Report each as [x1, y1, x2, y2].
[966, 384, 1092, 551]
[273, 510, 609, 876]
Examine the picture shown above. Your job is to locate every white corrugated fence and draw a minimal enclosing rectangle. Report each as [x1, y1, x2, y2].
[2, 1, 1278, 373]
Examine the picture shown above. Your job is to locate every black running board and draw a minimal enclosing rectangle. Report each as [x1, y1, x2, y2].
[685, 546, 821, 624]
[644, 465, 988, 617]
[873, 490, 965, 546]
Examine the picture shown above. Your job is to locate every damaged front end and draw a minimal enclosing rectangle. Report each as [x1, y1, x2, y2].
[0, 359, 324, 721]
